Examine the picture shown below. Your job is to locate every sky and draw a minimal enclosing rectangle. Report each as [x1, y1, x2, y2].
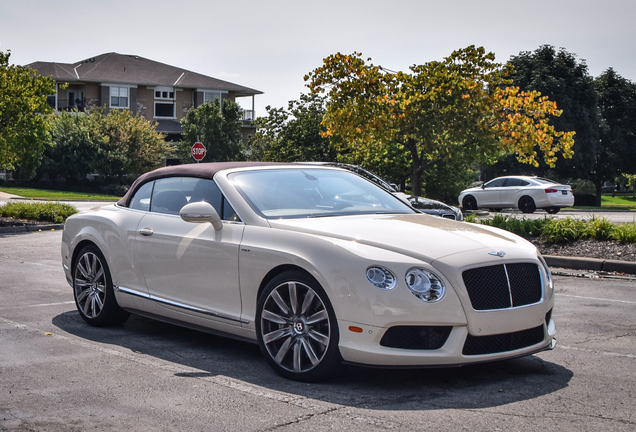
[2, 0, 635, 116]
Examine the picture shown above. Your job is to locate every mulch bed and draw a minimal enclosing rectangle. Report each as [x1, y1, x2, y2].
[532, 238, 636, 262]
[0, 216, 56, 227]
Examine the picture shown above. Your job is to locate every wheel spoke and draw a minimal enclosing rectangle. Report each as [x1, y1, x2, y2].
[301, 338, 320, 366]
[288, 282, 298, 315]
[271, 290, 291, 316]
[93, 292, 104, 312]
[76, 289, 89, 304]
[306, 309, 327, 325]
[90, 254, 97, 277]
[94, 267, 104, 283]
[274, 336, 294, 364]
[300, 290, 315, 315]
[75, 278, 91, 288]
[292, 339, 302, 372]
[262, 309, 289, 325]
[95, 283, 106, 294]
[83, 295, 92, 316]
[77, 262, 91, 281]
[308, 330, 329, 347]
[263, 327, 291, 344]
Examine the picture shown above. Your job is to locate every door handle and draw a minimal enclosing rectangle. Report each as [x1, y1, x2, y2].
[138, 228, 154, 236]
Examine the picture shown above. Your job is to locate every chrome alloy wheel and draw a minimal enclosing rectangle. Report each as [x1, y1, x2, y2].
[74, 251, 107, 319]
[260, 281, 331, 374]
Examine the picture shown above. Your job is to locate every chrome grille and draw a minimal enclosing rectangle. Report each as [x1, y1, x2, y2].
[462, 263, 542, 311]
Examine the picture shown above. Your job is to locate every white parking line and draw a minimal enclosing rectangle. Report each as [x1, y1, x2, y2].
[556, 293, 636, 304]
[0, 300, 75, 311]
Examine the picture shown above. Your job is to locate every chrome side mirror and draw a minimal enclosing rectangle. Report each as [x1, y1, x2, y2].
[179, 201, 223, 230]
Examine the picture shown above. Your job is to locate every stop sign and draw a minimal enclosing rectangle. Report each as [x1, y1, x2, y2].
[191, 142, 206, 162]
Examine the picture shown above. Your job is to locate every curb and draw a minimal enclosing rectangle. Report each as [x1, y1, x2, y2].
[544, 255, 636, 275]
[0, 224, 64, 233]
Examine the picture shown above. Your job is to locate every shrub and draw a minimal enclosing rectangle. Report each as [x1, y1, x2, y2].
[0, 201, 78, 223]
[475, 214, 548, 238]
[611, 223, 636, 243]
[587, 216, 614, 240]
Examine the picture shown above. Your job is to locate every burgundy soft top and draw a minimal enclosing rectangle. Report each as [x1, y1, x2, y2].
[117, 161, 285, 207]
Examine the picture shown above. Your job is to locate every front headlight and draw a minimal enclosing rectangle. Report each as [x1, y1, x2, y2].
[366, 266, 397, 290]
[405, 268, 445, 302]
[538, 254, 553, 292]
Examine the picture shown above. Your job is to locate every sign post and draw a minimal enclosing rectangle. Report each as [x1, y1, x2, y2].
[191, 142, 206, 162]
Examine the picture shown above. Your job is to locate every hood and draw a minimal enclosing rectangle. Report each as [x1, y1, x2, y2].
[268, 214, 536, 263]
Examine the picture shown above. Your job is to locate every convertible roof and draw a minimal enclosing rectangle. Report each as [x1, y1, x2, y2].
[117, 162, 284, 207]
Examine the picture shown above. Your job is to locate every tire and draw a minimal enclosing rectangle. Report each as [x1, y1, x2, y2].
[73, 245, 130, 327]
[462, 195, 478, 211]
[545, 207, 560, 214]
[518, 196, 536, 214]
[256, 271, 342, 382]
[488, 208, 502, 213]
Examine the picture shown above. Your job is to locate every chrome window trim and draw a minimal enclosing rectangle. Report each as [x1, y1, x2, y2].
[116, 286, 248, 324]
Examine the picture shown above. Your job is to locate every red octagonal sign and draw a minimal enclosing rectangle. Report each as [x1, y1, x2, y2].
[191, 142, 206, 162]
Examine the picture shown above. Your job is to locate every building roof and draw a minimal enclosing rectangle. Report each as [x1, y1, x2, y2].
[28, 52, 262, 96]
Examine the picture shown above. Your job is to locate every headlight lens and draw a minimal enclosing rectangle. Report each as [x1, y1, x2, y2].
[405, 268, 445, 302]
[366, 266, 397, 290]
[538, 254, 553, 291]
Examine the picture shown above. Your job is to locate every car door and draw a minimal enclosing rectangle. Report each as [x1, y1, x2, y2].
[477, 178, 506, 206]
[135, 177, 245, 325]
[500, 178, 530, 206]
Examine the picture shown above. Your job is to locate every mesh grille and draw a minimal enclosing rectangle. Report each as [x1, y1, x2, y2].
[462, 263, 542, 311]
[380, 326, 452, 350]
[462, 325, 545, 355]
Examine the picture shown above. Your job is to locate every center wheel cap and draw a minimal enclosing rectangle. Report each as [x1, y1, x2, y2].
[293, 320, 305, 335]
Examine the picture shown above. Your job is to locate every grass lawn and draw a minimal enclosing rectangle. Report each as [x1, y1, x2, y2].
[601, 194, 636, 207]
[0, 187, 120, 201]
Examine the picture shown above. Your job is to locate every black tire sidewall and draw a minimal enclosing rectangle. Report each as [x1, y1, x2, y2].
[255, 270, 342, 382]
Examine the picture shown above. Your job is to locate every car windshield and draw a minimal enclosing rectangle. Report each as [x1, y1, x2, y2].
[230, 168, 415, 219]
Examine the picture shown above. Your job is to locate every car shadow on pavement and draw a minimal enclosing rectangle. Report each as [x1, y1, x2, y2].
[52, 310, 573, 411]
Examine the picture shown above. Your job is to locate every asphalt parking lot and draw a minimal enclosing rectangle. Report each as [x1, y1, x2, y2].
[1, 230, 635, 431]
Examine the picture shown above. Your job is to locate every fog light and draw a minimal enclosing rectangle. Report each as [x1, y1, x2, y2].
[366, 266, 397, 290]
[405, 268, 445, 302]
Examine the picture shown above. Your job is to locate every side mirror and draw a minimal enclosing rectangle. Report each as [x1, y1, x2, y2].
[179, 201, 223, 231]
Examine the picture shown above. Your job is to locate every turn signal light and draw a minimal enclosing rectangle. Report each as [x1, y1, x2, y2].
[349, 326, 363, 333]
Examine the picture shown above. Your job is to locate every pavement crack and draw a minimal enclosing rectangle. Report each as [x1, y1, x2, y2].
[259, 406, 344, 432]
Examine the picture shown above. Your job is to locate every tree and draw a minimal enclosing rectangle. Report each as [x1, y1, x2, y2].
[0, 51, 57, 178]
[247, 93, 334, 162]
[508, 46, 636, 205]
[179, 99, 244, 163]
[41, 108, 169, 184]
[306, 46, 574, 197]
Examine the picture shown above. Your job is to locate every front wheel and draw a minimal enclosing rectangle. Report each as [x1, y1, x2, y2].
[73, 245, 130, 327]
[256, 271, 342, 381]
[462, 195, 478, 211]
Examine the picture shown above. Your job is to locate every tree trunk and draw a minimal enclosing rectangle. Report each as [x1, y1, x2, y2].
[405, 138, 423, 196]
[593, 180, 603, 207]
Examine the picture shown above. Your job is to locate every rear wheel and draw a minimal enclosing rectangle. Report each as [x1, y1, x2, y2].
[462, 195, 478, 211]
[518, 196, 536, 214]
[256, 271, 342, 382]
[545, 207, 560, 214]
[73, 245, 130, 326]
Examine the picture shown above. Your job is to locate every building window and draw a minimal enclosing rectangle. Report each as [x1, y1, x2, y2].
[110, 86, 129, 108]
[155, 89, 175, 99]
[155, 102, 175, 118]
[204, 91, 223, 103]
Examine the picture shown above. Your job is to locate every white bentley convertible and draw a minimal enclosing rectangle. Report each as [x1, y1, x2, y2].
[61, 163, 556, 381]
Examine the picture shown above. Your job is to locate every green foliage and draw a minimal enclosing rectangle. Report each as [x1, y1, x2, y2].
[41, 108, 169, 182]
[0, 201, 77, 223]
[0, 187, 119, 200]
[306, 46, 574, 196]
[612, 223, 636, 243]
[506, 46, 636, 206]
[179, 99, 244, 163]
[0, 51, 57, 178]
[248, 93, 334, 162]
[468, 214, 636, 244]
[475, 214, 549, 238]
